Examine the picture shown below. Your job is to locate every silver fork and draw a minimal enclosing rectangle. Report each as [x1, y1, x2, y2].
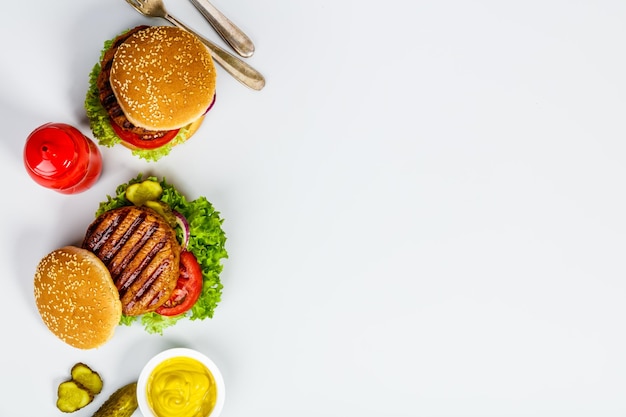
[125, 0, 265, 91]
[189, 0, 255, 58]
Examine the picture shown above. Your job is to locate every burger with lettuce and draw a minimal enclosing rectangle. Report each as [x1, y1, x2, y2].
[85, 25, 217, 161]
[85, 175, 228, 334]
[33, 174, 228, 349]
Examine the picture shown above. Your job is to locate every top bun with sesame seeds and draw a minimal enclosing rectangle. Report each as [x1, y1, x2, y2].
[110, 26, 216, 131]
[33, 246, 122, 349]
[85, 25, 217, 162]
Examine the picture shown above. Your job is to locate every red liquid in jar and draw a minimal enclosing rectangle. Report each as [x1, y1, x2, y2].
[24, 123, 102, 194]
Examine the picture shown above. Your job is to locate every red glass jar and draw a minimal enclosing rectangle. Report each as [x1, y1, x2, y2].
[24, 123, 103, 194]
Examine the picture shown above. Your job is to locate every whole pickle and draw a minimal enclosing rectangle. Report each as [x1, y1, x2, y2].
[92, 382, 138, 417]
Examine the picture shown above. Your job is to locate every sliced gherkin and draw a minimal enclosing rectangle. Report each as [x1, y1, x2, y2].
[125, 180, 163, 206]
[71, 363, 103, 395]
[56, 380, 93, 413]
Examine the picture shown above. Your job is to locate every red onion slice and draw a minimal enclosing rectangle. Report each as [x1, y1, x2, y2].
[174, 210, 190, 250]
[204, 93, 217, 114]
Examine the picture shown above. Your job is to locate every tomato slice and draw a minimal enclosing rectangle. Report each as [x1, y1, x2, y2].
[156, 251, 203, 316]
[110, 121, 179, 150]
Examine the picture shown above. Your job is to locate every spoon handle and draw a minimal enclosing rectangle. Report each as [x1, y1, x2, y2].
[189, 0, 255, 58]
[165, 13, 265, 91]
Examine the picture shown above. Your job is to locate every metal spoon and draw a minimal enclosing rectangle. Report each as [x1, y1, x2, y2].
[189, 0, 255, 58]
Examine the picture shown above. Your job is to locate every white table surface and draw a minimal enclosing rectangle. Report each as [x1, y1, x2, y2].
[2, 1, 626, 416]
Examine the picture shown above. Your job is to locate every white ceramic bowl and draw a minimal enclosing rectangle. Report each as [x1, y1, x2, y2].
[137, 348, 225, 417]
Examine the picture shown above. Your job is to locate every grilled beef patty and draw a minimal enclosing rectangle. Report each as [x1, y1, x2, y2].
[97, 25, 169, 140]
[82, 205, 181, 316]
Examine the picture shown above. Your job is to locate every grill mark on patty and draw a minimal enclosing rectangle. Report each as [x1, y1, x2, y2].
[130, 252, 172, 301]
[97, 210, 148, 265]
[107, 219, 157, 279]
[117, 236, 166, 295]
[83, 211, 125, 253]
[82, 205, 180, 315]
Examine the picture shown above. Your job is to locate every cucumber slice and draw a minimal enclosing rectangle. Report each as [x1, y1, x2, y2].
[125, 180, 163, 206]
[56, 380, 93, 413]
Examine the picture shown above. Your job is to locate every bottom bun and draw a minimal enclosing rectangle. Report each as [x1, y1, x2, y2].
[34, 246, 122, 349]
[185, 115, 206, 139]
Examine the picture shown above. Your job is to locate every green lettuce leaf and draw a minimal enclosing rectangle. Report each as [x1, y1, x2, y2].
[96, 174, 228, 334]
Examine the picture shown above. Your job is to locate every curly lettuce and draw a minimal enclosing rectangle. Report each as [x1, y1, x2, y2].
[96, 174, 228, 334]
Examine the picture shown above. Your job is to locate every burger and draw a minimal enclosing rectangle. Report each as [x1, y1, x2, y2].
[33, 175, 228, 348]
[86, 175, 227, 334]
[85, 26, 217, 161]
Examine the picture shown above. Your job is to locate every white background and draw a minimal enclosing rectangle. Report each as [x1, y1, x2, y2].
[2, 1, 626, 416]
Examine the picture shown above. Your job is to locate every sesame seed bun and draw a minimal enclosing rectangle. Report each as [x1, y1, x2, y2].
[33, 246, 122, 349]
[109, 26, 217, 131]
[184, 114, 206, 140]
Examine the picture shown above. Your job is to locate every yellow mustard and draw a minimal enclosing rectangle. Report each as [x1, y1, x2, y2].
[146, 356, 218, 417]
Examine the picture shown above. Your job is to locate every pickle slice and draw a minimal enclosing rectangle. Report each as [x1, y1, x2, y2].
[56, 380, 93, 413]
[144, 200, 177, 226]
[71, 363, 103, 395]
[125, 180, 163, 206]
